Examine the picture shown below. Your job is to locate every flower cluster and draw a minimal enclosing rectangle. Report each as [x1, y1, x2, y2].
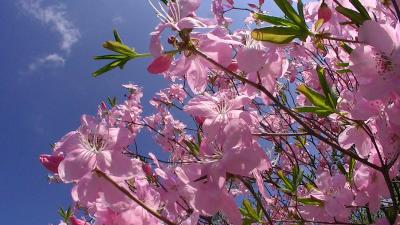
[41, 0, 400, 224]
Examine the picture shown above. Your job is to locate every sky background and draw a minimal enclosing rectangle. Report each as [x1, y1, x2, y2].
[0, 0, 271, 224]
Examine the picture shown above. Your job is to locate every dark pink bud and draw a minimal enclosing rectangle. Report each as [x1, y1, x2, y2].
[259, 0, 265, 5]
[195, 116, 206, 126]
[318, 3, 332, 22]
[39, 154, 64, 174]
[226, 0, 234, 6]
[69, 216, 90, 225]
[142, 163, 153, 177]
[248, 3, 258, 8]
[147, 55, 173, 74]
[167, 36, 176, 45]
[227, 61, 238, 72]
[100, 101, 107, 111]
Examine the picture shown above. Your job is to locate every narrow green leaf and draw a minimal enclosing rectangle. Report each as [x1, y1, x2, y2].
[93, 55, 128, 60]
[92, 60, 122, 77]
[252, 26, 299, 44]
[242, 199, 259, 220]
[107, 96, 117, 107]
[297, 84, 330, 109]
[336, 62, 350, 67]
[297, 0, 306, 26]
[348, 158, 356, 182]
[253, 13, 297, 27]
[349, 0, 371, 20]
[336, 68, 352, 74]
[335, 6, 366, 26]
[316, 66, 337, 108]
[103, 41, 136, 56]
[113, 29, 123, 43]
[297, 106, 333, 116]
[274, 0, 303, 26]
[337, 161, 347, 176]
[277, 170, 294, 192]
[340, 42, 354, 54]
[298, 197, 324, 206]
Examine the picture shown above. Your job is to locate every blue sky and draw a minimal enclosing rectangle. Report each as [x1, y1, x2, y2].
[0, 0, 268, 224]
[0, 1, 165, 224]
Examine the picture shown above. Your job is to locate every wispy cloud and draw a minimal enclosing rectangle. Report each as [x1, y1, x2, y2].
[19, 0, 80, 71]
[28, 53, 65, 71]
[112, 16, 124, 25]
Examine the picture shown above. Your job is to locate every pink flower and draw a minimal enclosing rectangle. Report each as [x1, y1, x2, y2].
[308, 172, 353, 220]
[350, 20, 400, 100]
[354, 156, 389, 212]
[57, 115, 137, 182]
[148, 0, 206, 57]
[184, 91, 253, 140]
[338, 125, 373, 158]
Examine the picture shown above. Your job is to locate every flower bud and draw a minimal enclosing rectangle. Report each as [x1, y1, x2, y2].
[147, 55, 173, 74]
[195, 116, 205, 126]
[318, 2, 332, 23]
[69, 216, 90, 225]
[39, 154, 64, 174]
[167, 36, 176, 45]
[142, 163, 153, 177]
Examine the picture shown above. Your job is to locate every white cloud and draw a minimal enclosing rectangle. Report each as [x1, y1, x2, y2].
[28, 53, 65, 71]
[20, 0, 80, 53]
[112, 16, 124, 25]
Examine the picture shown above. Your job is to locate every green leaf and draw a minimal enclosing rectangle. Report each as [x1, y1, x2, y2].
[337, 161, 347, 176]
[298, 197, 324, 206]
[349, 0, 371, 20]
[295, 106, 333, 116]
[297, 84, 331, 109]
[103, 41, 136, 56]
[92, 60, 123, 77]
[113, 29, 123, 43]
[251, 26, 300, 44]
[292, 166, 303, 189]
[348, 158, 355, 182]
[336, 62, 350, 67]
[336, 68, 352, 74]
[314, 18, 325, 31]
[340, 42, 354, 54]
[93, 55, 128, 60]
[316, 66, 337, 108]
[107, 96, 117, 107]
[183, 140, 199, 156]
[274, 0, 303, 26]
[253, 13, 297, 27]
[335, 6, 366, 26]
[297, 0, 306, 27]
[242, 199, 259, 221]
[277, 170, 294, 192]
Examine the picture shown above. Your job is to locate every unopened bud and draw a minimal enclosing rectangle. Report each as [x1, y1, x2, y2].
[195, 116, 206, 126]
[142, 163, 153, 177]
[69, 216, 90, 225]
[167, 36, 176, 45]
[147, 55, 173, 74]
[39, 154, 64, 174]
[318, 2, 332, 23]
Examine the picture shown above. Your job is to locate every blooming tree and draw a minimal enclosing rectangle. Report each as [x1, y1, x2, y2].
[40, 0, 400, 224]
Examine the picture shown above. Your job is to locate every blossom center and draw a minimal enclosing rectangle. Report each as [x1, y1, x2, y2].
[80, 132, 108, 153]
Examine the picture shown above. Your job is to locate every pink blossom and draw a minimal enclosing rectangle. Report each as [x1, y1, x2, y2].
[57, 115, 137, 182]
[350, 21, 400, 100]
